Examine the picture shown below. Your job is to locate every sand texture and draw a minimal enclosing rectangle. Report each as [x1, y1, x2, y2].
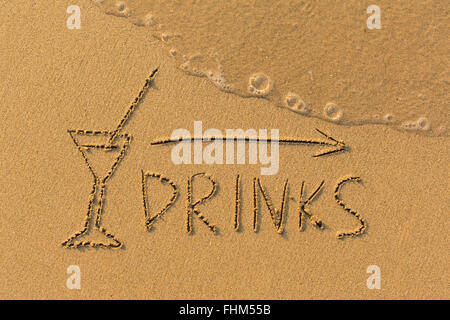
[0, 0, 448, 299]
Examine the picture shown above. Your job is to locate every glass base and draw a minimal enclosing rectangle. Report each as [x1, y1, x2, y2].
[61, 226, 122, 249]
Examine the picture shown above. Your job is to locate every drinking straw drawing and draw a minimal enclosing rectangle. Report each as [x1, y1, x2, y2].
[62, 67, 159, 249]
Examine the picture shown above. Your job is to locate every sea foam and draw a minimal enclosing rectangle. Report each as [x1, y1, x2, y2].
[93, 0, 449, 136]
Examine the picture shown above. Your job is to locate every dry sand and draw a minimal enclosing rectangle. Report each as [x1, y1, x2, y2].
[0, 0, 448, 299]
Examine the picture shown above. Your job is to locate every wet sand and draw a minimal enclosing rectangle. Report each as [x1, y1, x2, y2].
[98, 0, 449, 135]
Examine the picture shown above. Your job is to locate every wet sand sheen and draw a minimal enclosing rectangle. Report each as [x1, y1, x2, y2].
[96, 0, 449, 136]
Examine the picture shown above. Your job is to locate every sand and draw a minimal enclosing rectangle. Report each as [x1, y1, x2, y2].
[0, 0, 448, 299]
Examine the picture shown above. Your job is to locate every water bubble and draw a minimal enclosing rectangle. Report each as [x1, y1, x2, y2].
[179, 60, 204, 77]
[207, 70, 235, 93]
[169, 49, 177, 57]
[416, 116, 431, 131]
[116, 1, 126, 11]
[323, 102, 343, 122]
[106, 1, 131, 17]
[284, 92, 309, 115]
[248, 72, 273, 96]
[190, 67, 203, 77]
[161, 33, 170, 42]
[383, 113, 394, 122]
[251, 74, 268, 89]
[400, 120, 418, 131]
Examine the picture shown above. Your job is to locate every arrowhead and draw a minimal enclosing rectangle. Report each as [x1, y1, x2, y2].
[312, 128, 348, 157]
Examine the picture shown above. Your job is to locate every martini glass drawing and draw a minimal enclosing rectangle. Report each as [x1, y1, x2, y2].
[61, 67, 159, 249]
[61, 130, 131, 248]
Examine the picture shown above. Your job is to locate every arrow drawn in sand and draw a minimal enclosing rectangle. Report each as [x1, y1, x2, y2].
[150, 128, 348, 157]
